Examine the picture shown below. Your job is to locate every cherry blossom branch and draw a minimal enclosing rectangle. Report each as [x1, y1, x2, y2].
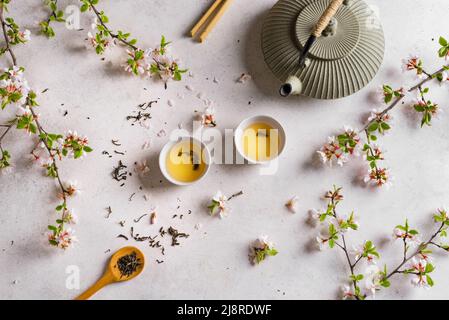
[29, 105, 68, 199]
[0, 6, 16, 169]
[39, 0, 65, 38]
[311, 186, 449, 299]
[85, 0, 137, 50]
[318, 39, 449, 188]
[361, 64, 449, 134]
[335, 237, 360, 299]
[385, 221, 446, 280]
[0, 2, 92, 248]
[0, 4, 70, 226]
[208, 190, 244, 219]
[328, 193, 363, 299]
[78, 0, 187, 84]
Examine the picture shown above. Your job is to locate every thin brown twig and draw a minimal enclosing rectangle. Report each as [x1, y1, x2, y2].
[228, 190, 244, 201]
[0, 6, 16, 66]
[385, 222, 446, 280]
[88, 1, 138, 50]
[0, 123, 13, 144]
[29, 106, 67, 202]
[45, 0, 59, 24]
[360, 64, 449, 134]
[330, 198, 361, 300]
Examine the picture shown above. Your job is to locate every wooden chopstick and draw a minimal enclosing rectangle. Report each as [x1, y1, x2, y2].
[190, 0, 233, 43]
[190, 0, 223, 38]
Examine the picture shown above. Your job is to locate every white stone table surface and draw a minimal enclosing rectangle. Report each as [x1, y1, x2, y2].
[1, 0, 449, 299]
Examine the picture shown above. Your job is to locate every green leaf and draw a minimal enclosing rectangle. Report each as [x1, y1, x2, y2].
[414, 104, 425, 112]
[425, 263, 435, 273]
[83, 146, 93, 153]
[439, 36, 448, 46]
[381, 279, 390, 288]
[380, 122, 390, 130]
[426, 275, 434, 287]
[438, 47, 448, 58]
[367, 122, 379, 132]
[80, 3, 89, 12]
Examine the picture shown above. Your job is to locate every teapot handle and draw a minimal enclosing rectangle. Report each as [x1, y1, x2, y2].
[312, 0, 344, 37]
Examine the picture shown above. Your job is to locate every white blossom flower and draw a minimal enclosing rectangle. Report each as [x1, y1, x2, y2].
[363, 167, 392, 189]
[1, 77, 30, 105]
[350, 244, 364, 260]
[285, 196, 298, 213]
[417, 251, 433, 263]
[48, 228, 77, 249]
[16, 105, 31, 117]
[123, 49, 148, 75]
[402, 55, 419, 71]
[393, 227, 421, 246]
[411, 275, 430, 288]
[440, 71, 449, 84]
[249, 235, 277, 265]
[5, 65, 25, 80]
[30, 142, 52, 167]
[152, 55, 177, 81]
[364, 265, 382, 298]
[134, 160, 150, 176]
[86, 31, 113, 51]
[341, 284, 356, 300]
[402, 55, 425, 78]
[18, 29, 31, 42]
[237, 73, 252, 83]
[87, 32, 97, 48]
[199, 106, 217, 127]
[315, 234, 329, 251]
[63, 130, 89, 158]
[309, 209, 321, 221]
[407, 258, 430, 288]
[317, 136, 346, 167]
[64, 180, 81, 197]
[208, 190, 229, 218]
[331, 214, 359, 234]
[62, 208, 78, 224]
[367, 109, 393, 132]
[252, 235, 273, 250]
[350, 243, 376, 265]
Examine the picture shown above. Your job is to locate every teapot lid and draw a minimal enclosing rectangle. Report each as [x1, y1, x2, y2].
[262, 0, 384, 99]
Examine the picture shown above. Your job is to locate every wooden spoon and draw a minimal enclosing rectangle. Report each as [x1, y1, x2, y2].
[75, 246, 145, 300]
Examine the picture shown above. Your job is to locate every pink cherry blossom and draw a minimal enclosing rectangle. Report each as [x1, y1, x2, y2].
[317, 136, 346, 167]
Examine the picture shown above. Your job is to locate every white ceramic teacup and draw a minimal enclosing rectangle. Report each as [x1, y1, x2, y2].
[234, 115, 286, 164]
[159, 136, 211, 186]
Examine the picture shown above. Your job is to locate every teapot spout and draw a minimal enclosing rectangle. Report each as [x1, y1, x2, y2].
[279, 76, 303, 97]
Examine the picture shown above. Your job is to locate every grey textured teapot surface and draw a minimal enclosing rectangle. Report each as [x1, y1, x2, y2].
[262, 0, 385, 99]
